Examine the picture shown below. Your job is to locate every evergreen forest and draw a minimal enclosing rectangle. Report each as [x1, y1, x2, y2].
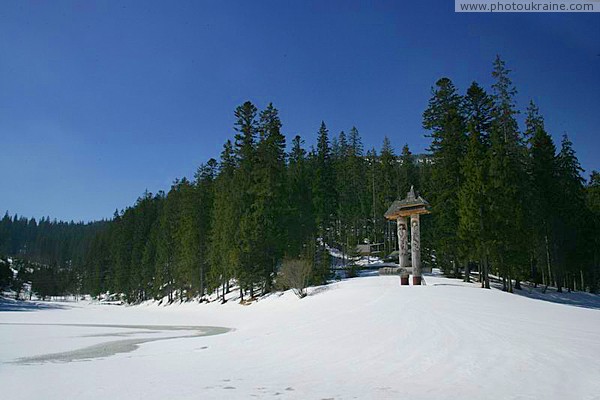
[2, 57, 599, 302]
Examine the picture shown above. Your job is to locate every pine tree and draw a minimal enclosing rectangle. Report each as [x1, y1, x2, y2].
[233, 101, 259, 298]
[555, 134, 587, 292]
[111, 208, 135, 300]
[252, 103, 287, 293]
[458, 82, 493, 287]
[155, 182, 181, 302]
[84, 225, 111, 296]
[175, 178, 202, 300]
[398, 144, 418, 197]
[287, 135, 314, 259]
[586, 171, 600, 293]
[0, 257, 12, 290]
[366, 147, 380, 249]
[312, 121, 335, 284]
[0, 212, 11, 255]
[208, 141, 239, 302]
[129, 191, 160, 301]
[336, 127, 367, 253]
[141, 208, 160, 299]
[526, 102, 559, 289]
[333, 130, 350, 250]
[379, 137, 397, 204]
[423, 77, 467, 275]
[193, 159, 217, 300]
[487, 56, 528, 291]
[377, 138, 398, 254]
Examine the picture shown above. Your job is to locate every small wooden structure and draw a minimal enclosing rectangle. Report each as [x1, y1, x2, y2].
[384, 186, 431, 285]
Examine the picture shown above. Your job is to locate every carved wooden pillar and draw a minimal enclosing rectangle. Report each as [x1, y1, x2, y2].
[411, 214, 421, 285]
[397, 217, 409, 269]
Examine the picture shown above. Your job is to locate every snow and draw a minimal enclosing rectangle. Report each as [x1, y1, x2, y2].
[1, 274, 600, 399]
[327, 244, 384, 268]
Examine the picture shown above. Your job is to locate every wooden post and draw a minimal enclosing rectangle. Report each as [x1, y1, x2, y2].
[397, 217, 409, 269]
[411, 214, 421, 285]
[400, 271, 409, 285]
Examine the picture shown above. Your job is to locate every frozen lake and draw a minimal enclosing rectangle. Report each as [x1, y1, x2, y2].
[2, 323, 230, 364]
[2, 275, 600, 399]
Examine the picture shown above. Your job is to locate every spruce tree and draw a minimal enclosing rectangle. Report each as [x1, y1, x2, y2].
[129, 191, 161, 301]
[253, 103, 287, 293]
[338, 127, 367, 252]
[233, 101, 259, 298]
[333, 130, 350, 251]
[175, 178, 202, 300]
[312, 121, 335, 283]
[208, 140, 239, 302]
[526, 102, 559, 289]
[379, 137, 397, 205]
[398, 144, 418, 197]
[366, 147, 379, 249]
[586, 171, 600, 293]
[154, 182, 183, 301]
[555, 134, 587, 292]
[287, 135, 314, 259]
[378, 138, 398, 254]
[487, 56, 528, 291]
[458, 82, 493, 287]
[193, 159, 217, 299]
[423, 77, 467, 276]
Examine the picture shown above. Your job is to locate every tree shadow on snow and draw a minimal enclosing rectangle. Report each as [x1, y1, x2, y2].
[0, 298, 70, 312]
[308, 284, 341, 297]
[509, 287, 600, 311]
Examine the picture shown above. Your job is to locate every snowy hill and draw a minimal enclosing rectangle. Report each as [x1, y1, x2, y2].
[1, 273, 599, 399]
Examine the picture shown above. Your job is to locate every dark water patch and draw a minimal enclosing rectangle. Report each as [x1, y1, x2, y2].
[3, 323, 230, 365]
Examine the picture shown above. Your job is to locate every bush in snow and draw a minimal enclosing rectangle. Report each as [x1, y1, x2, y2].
[276, 259, 312, 298]
[345, 264, 360, 278]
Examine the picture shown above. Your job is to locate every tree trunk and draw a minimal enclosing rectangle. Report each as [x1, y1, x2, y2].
[545, 235, 552, 287]
[199, 265, 205, 299]
[481, 259, 486, 288]
[482, 253, 490, 289]
[541, 266, 546, 286]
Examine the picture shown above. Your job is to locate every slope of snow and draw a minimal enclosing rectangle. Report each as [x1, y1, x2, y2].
[1, 274, 599, 399]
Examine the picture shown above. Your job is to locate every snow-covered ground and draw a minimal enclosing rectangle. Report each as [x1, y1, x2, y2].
[1, 274, 600, 399]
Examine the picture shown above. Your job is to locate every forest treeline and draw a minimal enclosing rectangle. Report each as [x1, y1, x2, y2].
[1, 56, 599, 301]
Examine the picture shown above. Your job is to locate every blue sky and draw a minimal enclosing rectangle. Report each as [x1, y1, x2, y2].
[1, 0, 598, 222]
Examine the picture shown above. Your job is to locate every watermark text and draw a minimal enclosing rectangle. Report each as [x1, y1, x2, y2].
[456, 0, 599, 12]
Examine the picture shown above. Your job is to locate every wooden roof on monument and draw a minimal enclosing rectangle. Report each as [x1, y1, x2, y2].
[384, 186, 431, 220]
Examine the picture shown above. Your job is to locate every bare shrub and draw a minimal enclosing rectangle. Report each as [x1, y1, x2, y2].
[277, 259, 312, 298]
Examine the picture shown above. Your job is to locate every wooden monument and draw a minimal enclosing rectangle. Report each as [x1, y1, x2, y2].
[384, 186, 431, 285]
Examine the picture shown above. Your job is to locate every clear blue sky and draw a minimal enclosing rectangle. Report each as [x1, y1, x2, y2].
[1, 0, 598, 222]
